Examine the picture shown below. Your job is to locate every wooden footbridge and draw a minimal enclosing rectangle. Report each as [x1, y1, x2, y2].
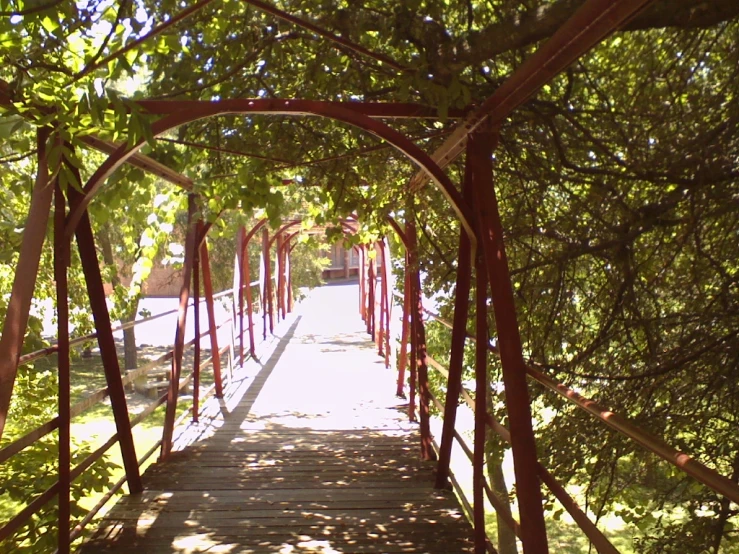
[81, 282, 473, 553]
[2, 2, 738, 552]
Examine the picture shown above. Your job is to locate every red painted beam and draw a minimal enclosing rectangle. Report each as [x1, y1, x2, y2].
[192, 234, 201, 422]
[435, 156, 474, 489]
[409, 0, 654, 190]
[63, 99, 475, 247]
[0, 129, 53, 440]
[135, 99, 470, 119]
[406, 211, 435, 461]
[397, 264, 411, 399]
[472, 249, 489, 554]
[161, 195, 197, 460]
[381, 239, 392, 368]
[377, 241, 386, 358]
[54, 181, 71, 554]
[359, 246, 366, 321]
[469, 129, 548, 553]
[200, 236, 224, 397]
[239, 227, 257, 358]
[69, 186, 143, 493]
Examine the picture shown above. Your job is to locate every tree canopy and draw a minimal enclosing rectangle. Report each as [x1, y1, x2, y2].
[0, 0, 738, 552]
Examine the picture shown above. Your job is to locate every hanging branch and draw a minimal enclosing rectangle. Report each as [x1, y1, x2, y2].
[240, 0, 410, 73]
[71, 0, 218, 82]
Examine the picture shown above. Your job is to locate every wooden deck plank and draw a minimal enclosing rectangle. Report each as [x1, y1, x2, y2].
[82, 282, 473, 553]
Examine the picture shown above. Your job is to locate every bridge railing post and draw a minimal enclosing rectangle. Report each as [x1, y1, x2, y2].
[287, 240, 294, 313]
[235, 229, 245, 363]
[161, 194, 197, 460]
[406, 204, 435, 460]
[192, 225, 201, 422]
[0, 128, 53, 441]
[54, 178, 71, 554]
[66, 172, 144, 492]
[376, 241, 385, 358]
[473, 249, 490, 554]
[366, 252, 375, 337]
[397, 256, 411, 399]
[468, 127, 549, 553]
[435, 156, 474, 489]
[359, 245, 366, 321]
[200, 233, 224, 397]
[241, 228, 257, 358]
[381, 239, 392, 368]
[406, 253, 417, 422]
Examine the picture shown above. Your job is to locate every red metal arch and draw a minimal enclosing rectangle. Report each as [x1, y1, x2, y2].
[244, 218, 268, 245]
[267, 220, 302, 249]
[280, 230, 301, 252]
[64, 100, 476, 246]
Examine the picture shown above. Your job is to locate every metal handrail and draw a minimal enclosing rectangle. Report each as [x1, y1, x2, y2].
[17, 281, 259, 367]
[419, 303, 739, 504]
[426, 354, 619, 554]
[0, 285, 265, 546]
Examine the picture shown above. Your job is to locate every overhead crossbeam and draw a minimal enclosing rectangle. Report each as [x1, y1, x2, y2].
[63, 99, 476, 253]
[135, 99, 470, 119]
[409, 0, 654, 190]
[0, 80, 193, 191]
[79, 135, 193, 190]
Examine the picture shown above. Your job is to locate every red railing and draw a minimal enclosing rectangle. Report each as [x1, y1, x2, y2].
[385, 291, 739, 553]
[0, 282, 265, 549]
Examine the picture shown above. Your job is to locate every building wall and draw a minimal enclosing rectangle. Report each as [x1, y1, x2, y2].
[322, 240, 380, 280]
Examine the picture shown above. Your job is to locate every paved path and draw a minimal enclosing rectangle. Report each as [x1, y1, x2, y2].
[83, 282, 473, 553]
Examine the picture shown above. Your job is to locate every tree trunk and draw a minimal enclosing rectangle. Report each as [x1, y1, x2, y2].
[98, 225, 138, 372]
[488, 448, 519, 554]
[487, 385, 519, 554]
[122, 314, 138, 371]
[710, 450, 739, 554]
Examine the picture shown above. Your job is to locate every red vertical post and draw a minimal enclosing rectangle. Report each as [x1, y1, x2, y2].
[359, 246, 366, 321]
[0, 128, 52, 440]
[273, 234, 279, 324]
[200, 236, 223, 397]
[382, 239, 392, 369]
[275, 234, 281, 322]
[469, 128, 548, 553]
[260, 228, 268, 339]
[406, 253, 417, 422]
[192, 232, 201, 423]
[377, 242, 385, 357]
[281, 234, 288, 319]
[397, 258, 411, 398]
[436, 155, 474, 489]
[407, 210, 435, 461]
[343, 240, 350, 279]
[161, 194, 197, 460]
[67, 183, 143, 493]
[263, 227, 274, 335]
[282, 238, 289, 316]
[367, 255, 375, 336]
[241, 230, 257, 358]
[473, 251, 489, 554]
[236, 232, 245, 363]
[54, 181, 71, 554]
[286, 238, 294, 313]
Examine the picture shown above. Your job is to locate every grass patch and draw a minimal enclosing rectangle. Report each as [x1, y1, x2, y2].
[1, 344, 208, 552]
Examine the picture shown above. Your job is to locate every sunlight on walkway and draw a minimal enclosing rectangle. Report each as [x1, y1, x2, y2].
[83, 281, 473, 553]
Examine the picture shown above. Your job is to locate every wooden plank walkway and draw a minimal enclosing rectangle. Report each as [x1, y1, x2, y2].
[82, 281, 473, 553]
